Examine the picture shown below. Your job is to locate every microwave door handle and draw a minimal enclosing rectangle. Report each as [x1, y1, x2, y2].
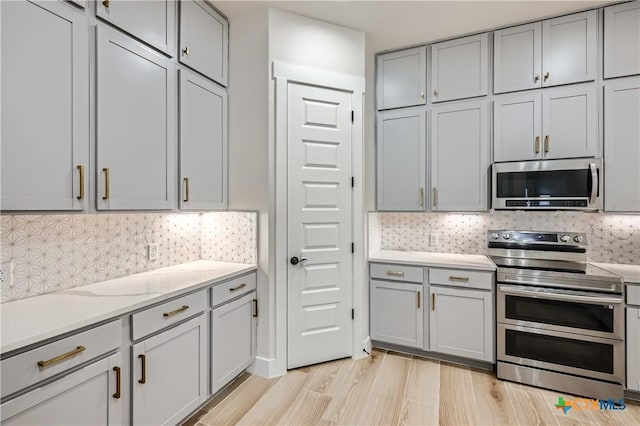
[589, 163, 597, 204]
[499, 285, 622, 305]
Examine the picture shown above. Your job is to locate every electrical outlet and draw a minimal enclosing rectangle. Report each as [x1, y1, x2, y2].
[147, 243, 159, 261]
[429, 233, 438, 246]
[0, 261, 13, 286]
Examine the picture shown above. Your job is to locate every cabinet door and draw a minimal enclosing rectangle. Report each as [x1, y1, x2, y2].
[604, 2, 640, 79]
[541, 84, 597, 160]
[493, 22, 542, 93]
[542, 10, 597, 87]
[179, 0, 228, 86]
[376, 107, 426, 211]
[132, 315, 207, 426]
[96, 0, 176, 56]
[431, 100, 489, 211]
[431, 33, 488, 103]
[627, 307, 640, 391]
[377, 47, 427, 110]
[370, 280, 423, 348]
[0, 353, 122, 425]
[494, 93, 542, 162]
[429, 286, 493, 362]
[604, 77, 640, 212]
[179, 70, 227, 210]
[96, 25, 175, 210]
[1, 0, 88, 211]
[211, 292, 256, 394]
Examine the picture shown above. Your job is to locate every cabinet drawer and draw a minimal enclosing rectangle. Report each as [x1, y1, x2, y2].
[628, 285, 640, 306]
[211, 273, 257, 308]
[132, 290, 207, 341]
[429, 268, 493, 290]
[1, 320, 121, 398]
[370, 263, 424, 283]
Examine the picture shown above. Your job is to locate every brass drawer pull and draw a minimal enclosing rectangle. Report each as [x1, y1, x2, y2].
[77, 165, 85, 200]
[419, 187, 425, 207]
[544, 135, 550, 153]
[182, 46, 190, 56]
[534, 74, 540, 82]
[432, 293, 435, 311]
[163, 305, 189, 318]
[449, 276, 470, 283]
[183, 177, 190, 202]
[386, 271, 405, 277]
[113, 366, 121, 399]
[138, 354, 146, 384]
[534, 136, 540, 154]
[433, 187, 438, 207]
[103, 0, 110, 7]
[417, 291, 421, 309]
[102, 168, 110, 200]
[229, 283, 247, 292]
[252, 299, 258, 318]
[37, 345, 86, 368]
[544, 71, 550, 82]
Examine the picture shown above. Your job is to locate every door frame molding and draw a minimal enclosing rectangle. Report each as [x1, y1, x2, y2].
[271, 61, 366, 376]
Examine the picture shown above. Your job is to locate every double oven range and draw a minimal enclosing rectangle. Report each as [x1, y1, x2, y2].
[489, 230, 625, 399]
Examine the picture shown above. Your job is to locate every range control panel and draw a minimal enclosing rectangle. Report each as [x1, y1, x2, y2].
[487, 230, 587, 247]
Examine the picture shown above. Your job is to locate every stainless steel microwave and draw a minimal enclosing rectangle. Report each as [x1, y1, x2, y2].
[492, 158, 602, 211]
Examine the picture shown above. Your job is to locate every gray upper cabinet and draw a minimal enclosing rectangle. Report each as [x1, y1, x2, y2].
[179, 70, 228, 210]
[431, 33, 488, 103]
[96, 0, 176, 56]
[494, 22, 542, 94]
[431, 100, 489, 211]
[1, 0, 89, 211]
[494, 92, 542, 162]
[96, 25, 175, 210]
[604, 77, 640, 212]
[179, 0, 228, 86]
[376, 47, 427, 110]
[604, 2, 640, 79]
[542, 10, 597, 87]
[376, 107, 426, 211]
[493, 10, 597, 93]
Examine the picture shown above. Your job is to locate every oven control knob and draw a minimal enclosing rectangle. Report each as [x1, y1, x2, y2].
[502, 233, 511, 240]
[574, 235, 584, 243]
[491, 233, 500, 240]
[560, 235, 571, 242]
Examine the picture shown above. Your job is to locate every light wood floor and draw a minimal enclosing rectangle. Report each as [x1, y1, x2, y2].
[184, 349, 640, 426]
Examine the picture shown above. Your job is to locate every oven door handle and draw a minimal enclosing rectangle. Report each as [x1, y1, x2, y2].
[499, 285, 623, 305]
[589, 162, 598, 205]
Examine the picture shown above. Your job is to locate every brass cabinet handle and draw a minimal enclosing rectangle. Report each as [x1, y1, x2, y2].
[77, 165, 85, 200]
[37, 346, 86, 368]
[182, 46, 190, 56]
[229, 283, 247, 292]
[386, 271, 404, 277]
[417, 290, 421, 309]
[544, 135, 550, 153]
[534, 136, 541, 154]
[163, 305, 189, 318]
[420, 91, 425, 99]
[544, 72, 550, 82]
[102, 168, 110, 200]
[138, 354, 146, 384]
[183, 177, 190, 202]
[252, 299, 258, 318]
[432, 293, 435, 311]
[534, 74, 540, 82]
[433, 187, 438, 207]
[419, 187, 425, 207]
[449, 276, 470, 283]
[433, 89, 438, 97]
[103, 0, 110, 7]
[113, 366, 121, 399]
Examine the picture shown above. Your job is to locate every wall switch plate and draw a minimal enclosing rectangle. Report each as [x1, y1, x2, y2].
[0, 261, 13, 286]
[429, 233, 438, 246]
[147, 243, 159, 261]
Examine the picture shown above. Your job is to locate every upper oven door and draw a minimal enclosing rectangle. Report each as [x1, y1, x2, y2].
[492, 158, 602, 210]
[497, 284, 624, 340]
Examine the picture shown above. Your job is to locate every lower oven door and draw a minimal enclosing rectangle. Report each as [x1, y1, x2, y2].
[497, 323, 625, 383]
[497, 284, 624, 339]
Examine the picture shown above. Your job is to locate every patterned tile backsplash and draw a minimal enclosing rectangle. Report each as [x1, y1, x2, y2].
[369, 211, 640, 265]
[0, 212, 257, 303]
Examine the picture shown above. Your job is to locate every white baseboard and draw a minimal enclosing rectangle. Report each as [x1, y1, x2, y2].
[248, 356, 287, 378]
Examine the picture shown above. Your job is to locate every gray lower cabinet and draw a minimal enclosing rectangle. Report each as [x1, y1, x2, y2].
[431, 100, 489, 211]
[96, 25, 175, 210]
[1, 0, 89, 211]
[429, 285, 494, 362]
[0, 353, 122, 425]
[96, 0, 176, 56]
[132, 315, 207, 425]
[179, 69, 228, 210]
[370, 279, 424, 348]
[179, 0, 228, 86]
[604, 77, 640, 212]
[604, 2, 640, 79]
[211, 292, 256, 394]
[376, 47, 427, 110]
[628, 306, 640, 391]
[376, 107, 426, 211]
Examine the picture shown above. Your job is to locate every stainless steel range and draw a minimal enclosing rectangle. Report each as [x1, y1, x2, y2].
[488, 230, 625, 399]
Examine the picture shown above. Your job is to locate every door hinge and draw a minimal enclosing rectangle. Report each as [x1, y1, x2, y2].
[351, 308, 355, 320]
[351, 243, 355, 253]
[351, 177, 355, 188]
[351, 110, 354, 123]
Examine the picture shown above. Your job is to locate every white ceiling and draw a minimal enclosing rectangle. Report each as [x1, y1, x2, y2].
[216, 0, 614, 53]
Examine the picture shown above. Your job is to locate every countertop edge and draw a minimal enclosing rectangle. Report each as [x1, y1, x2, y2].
[368, 251, 497, 272]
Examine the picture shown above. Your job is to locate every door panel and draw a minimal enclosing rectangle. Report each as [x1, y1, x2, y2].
[287, 83, 352, 369]
[493, 22, 542, 93]
[370, 280, 423, 348]
[494, 93, 542, 162]
[627, 307, 640, 391]
[376, 47, 427, 110]
[604, 2, 640, 79]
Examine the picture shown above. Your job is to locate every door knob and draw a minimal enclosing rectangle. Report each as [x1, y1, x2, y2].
[290, 256, 308, 265]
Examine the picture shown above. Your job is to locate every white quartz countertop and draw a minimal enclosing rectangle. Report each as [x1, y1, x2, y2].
[369, 250, 496, 271]
[0, 260, 257, 355]
[591, 262, 640, 284]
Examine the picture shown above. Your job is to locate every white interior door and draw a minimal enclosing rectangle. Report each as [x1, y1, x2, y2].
[287, 82, 353, 369]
